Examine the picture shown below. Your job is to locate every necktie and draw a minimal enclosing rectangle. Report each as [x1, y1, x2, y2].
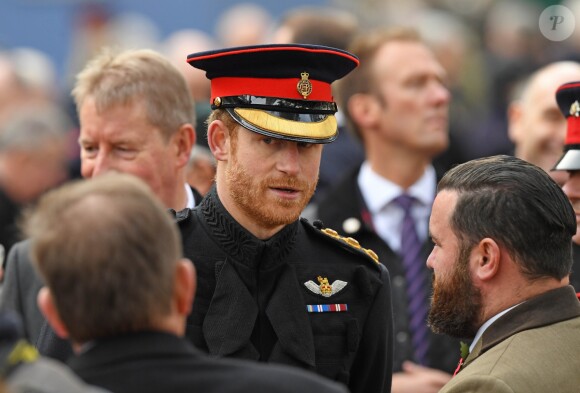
[394, 193, 429, 365]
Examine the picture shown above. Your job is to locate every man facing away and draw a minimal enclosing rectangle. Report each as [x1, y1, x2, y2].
[26, 173, 349, 393]
[181, 44, 393, 393]
[311, 27, 458, 393]
[429, 155, 580, 393]
[0, 48, 200, 358]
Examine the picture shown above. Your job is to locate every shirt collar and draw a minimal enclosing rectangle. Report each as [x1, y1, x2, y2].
[469, 303, 521, 353]
[358, 161, 436, 213]
[185, 184, 195, 209]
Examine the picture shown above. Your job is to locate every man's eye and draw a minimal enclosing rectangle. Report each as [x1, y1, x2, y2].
[262, 138, 273, 145]
[83, 146, 97, 154]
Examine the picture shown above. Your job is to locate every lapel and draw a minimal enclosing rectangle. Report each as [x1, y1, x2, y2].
[202, 261, 259, 360]
[479, 286, 580, 355]
[460, 286, 580, 371]
[462, 338, 482, 369]
[265, 264, 316, 369]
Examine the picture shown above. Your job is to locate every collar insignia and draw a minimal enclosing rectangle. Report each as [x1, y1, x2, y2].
[297, 72, 313, 99]
[570, 100, 580, 118]
[304, 276, 347, 297]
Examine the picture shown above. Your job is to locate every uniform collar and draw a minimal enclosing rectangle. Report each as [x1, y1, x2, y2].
[197, 187, 299, 269]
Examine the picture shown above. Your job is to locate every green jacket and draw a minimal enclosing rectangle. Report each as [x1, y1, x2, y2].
[441, 285, 580, 393]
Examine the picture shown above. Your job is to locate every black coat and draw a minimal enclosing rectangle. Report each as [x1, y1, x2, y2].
[314, 167, 460, 374]
[177, 188, 394, 393]
[68, 331, 349, 393]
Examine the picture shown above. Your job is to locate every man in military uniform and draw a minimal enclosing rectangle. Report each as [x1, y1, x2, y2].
[182, 44, 393, 393]
[552, 81, 580, 291]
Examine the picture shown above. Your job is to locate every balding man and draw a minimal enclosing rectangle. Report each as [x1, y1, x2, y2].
[508, 61, 580, 186]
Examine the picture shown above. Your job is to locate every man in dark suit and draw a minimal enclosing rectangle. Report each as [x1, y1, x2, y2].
[312, 27, 457, 392]
[430, 155, 580, 393]
[0, 48, 201, 359]
[182, 44, 393, 393]
[24, 173, 348, 393]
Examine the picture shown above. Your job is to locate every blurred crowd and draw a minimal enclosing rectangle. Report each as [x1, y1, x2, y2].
[0, 0, 578, 277]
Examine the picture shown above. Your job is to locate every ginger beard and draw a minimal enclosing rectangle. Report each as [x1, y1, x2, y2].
[225, 140, 317, 229]
[428, 242, 483, 339]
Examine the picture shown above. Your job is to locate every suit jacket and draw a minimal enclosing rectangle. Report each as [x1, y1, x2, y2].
[0, 186, 203, 361]
[178, 188, 393, 393]
[0, 186, 21, 265]
[7, 351, 110, 393]
[314, 167, 459, 373]
[68, 331, 349, 393]
[442, 286, 580, 393]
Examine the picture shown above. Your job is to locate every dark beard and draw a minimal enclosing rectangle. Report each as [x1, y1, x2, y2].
[427, 243, 482, 339]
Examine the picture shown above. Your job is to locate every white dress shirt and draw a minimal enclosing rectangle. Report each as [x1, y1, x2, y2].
[185, 184, 196, 209]
[357, 161, 436, 254]
[469, 303, 521, 354]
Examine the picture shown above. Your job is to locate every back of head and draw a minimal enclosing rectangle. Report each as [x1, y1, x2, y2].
[274, 6, 358, 51]
[214, 3, 272, 47]
[72, 48, 195, 140]
[438, 155, 575, 280]
[25, 173, 182, 343]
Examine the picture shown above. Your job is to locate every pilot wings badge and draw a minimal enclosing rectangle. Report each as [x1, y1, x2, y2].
[304, 276, 348, 297]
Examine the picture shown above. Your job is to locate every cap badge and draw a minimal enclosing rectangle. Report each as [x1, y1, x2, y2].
[570, 100, 580, 118]
[297, 72, 313, 99]
[304, 276, 347, 297]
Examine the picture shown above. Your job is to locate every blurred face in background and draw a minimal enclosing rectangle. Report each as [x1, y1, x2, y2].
[371, 41, 450, 157]
[509, 62, 580, 186]
[563, 170, 580, 245]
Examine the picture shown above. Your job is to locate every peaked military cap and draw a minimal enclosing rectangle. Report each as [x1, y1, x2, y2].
[553, 81, 580, 171]
[187, 44, 359, 144]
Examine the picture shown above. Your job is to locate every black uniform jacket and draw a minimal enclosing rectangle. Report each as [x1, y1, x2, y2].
[315, 167, 460, 374]
[68, 331, 349, 393]
[177, 188, 394, 393]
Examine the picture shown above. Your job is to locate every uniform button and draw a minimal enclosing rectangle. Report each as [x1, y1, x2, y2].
[396, 331, 409, 343]
[392, 275, 405, 288]
[342, 217, 361, 234]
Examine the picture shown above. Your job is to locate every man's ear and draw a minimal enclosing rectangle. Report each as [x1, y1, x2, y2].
[37, 287, 70, 339]
[174, 258, 196, 316]
[173, 123, 195, 169]
[472, 238, 501, 282]
[347, 93, 382, 131]
[507, 101, 523, 143]
[207, 120, 230, 162]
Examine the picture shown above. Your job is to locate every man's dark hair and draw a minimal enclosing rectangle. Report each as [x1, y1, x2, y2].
[438, 155, 576, 280]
